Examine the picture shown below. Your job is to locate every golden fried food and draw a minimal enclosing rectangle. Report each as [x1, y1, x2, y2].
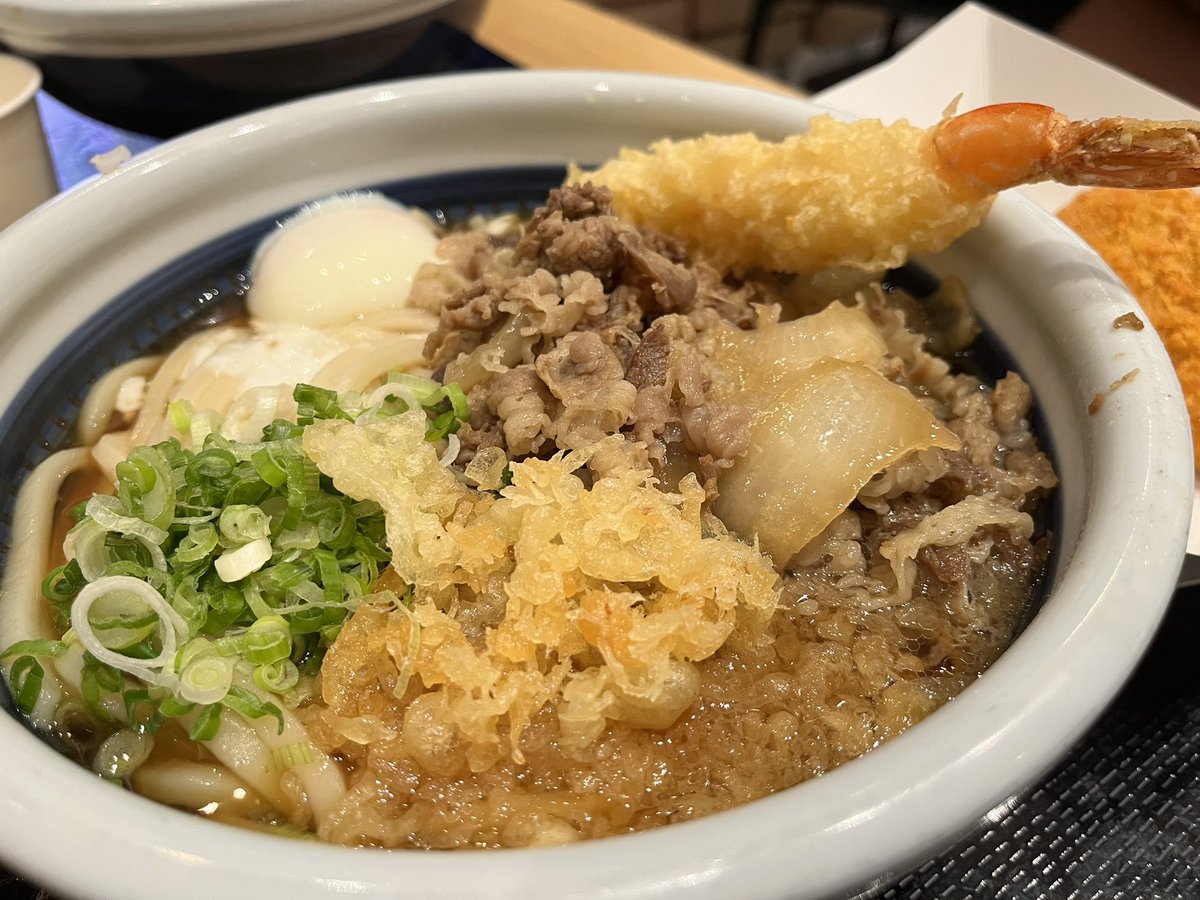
[582, 104, 1200, 274]
[1058, 187, 1200, 468]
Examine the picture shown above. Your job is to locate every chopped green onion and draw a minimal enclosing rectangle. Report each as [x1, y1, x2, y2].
[79, 655, 117, 725]
[170, 579, 209, 634]
[118, 446, 176, 531]
[88, 600, 160, 651]
[92, 729, 154, 778]
[301, 377, 469, 442]
[62, 520, 116, 585]
[284, 456, 320, 521]
[311, 549, 343, 604]
[189, 410, 221, 449]
[168, 399, 194, 434]
[0, 639, 67, 664]
[177, 637, 219, 670]
[186, 447, 237, 484]
[242, 580, 273, 621]
[257, 561, 314, 594]
[189, 704, 223, 741]
[71, 575, 186, 688]
[242, 616, 292, 666]
[261, 419, 303, 442]
[171, 505, 221, 526]
[310, 496, 353, 551]
[385, 371, 441, 399]
[86, 495, 169, 546]
[218, 504, 271, 546]
[276, 523, 319, 551]
[123, 689, 157, 733]
[160, 695, 195, 718]
[294, 383, 352, 424]
[176, 523, 218, 564]
[202, 582, 249, 634]
[254, 659, 299, 695]
[12, 382, 405, 742]
[7, 657, 45, 715]
[214, 537, 272, 583]
[224, 475, 271, 508]
[251, 447, 289, 489]
[442, 383, 469, 421]
[179, 654, 235, 705]
[221, 685, 285, 735]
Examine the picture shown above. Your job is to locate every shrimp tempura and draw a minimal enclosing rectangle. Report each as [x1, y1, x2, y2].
[581, 103, 1200, 274]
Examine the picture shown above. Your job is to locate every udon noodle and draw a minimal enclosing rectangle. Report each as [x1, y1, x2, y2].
[36, 98, 1200, 844]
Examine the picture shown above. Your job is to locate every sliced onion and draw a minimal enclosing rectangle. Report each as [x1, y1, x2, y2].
[715, 358, 960, 566]
[714, 302, 888, 401]
[443, 312, 529, 392]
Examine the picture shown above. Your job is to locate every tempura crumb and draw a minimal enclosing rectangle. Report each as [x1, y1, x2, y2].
[1113, 312, 1145, 331]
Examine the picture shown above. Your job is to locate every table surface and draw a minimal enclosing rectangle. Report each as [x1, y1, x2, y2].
[446, 0, 796, 96]
[3, 2, 1200, 898]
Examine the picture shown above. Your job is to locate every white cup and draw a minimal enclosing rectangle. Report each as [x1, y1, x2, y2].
[0, 54, 57, 230]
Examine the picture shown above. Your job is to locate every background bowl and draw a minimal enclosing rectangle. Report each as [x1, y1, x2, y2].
[0, 0, 462, 135]
[0, 70, 1191, 899]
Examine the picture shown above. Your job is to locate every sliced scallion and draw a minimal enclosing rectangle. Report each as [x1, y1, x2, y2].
[179, 654, 235, 705]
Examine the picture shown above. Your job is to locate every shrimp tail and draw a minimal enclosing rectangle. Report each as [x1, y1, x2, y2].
[933, 103, 1200, 192]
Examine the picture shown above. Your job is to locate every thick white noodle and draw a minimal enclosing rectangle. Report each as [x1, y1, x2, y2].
[130, 759, 259, 812]
[51, 643, 126, 722]
[353, 307, 440, 333]
[165, 368, 243, 431]
[311, 334, 428, 392]
[0, 448, 93, 727]
[89, 432, 130, 486]
[127, 327, 242, 446]
[77, 355, 163, 447]
[198, 690, 347, 825]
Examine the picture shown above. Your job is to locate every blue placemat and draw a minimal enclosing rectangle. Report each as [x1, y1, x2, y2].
[36, 91, 159, 190]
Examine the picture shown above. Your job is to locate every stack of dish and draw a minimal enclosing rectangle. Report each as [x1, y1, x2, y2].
[0, 0, 458, 134]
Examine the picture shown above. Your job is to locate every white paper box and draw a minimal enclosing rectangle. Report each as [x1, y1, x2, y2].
[813, 2, 1200, 212]
[815, 2, 1200, 553]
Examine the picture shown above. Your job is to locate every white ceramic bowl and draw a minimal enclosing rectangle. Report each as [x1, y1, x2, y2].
[0, 71, 1191, 900]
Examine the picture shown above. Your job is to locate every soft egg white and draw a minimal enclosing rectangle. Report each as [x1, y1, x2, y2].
[247, 193, 439, 328]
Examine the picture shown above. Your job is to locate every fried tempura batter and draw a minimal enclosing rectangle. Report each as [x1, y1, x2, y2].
[583, 104, 1200, 274]
[1059, 187, 1200, 467]
[581, 116, 982, 274]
